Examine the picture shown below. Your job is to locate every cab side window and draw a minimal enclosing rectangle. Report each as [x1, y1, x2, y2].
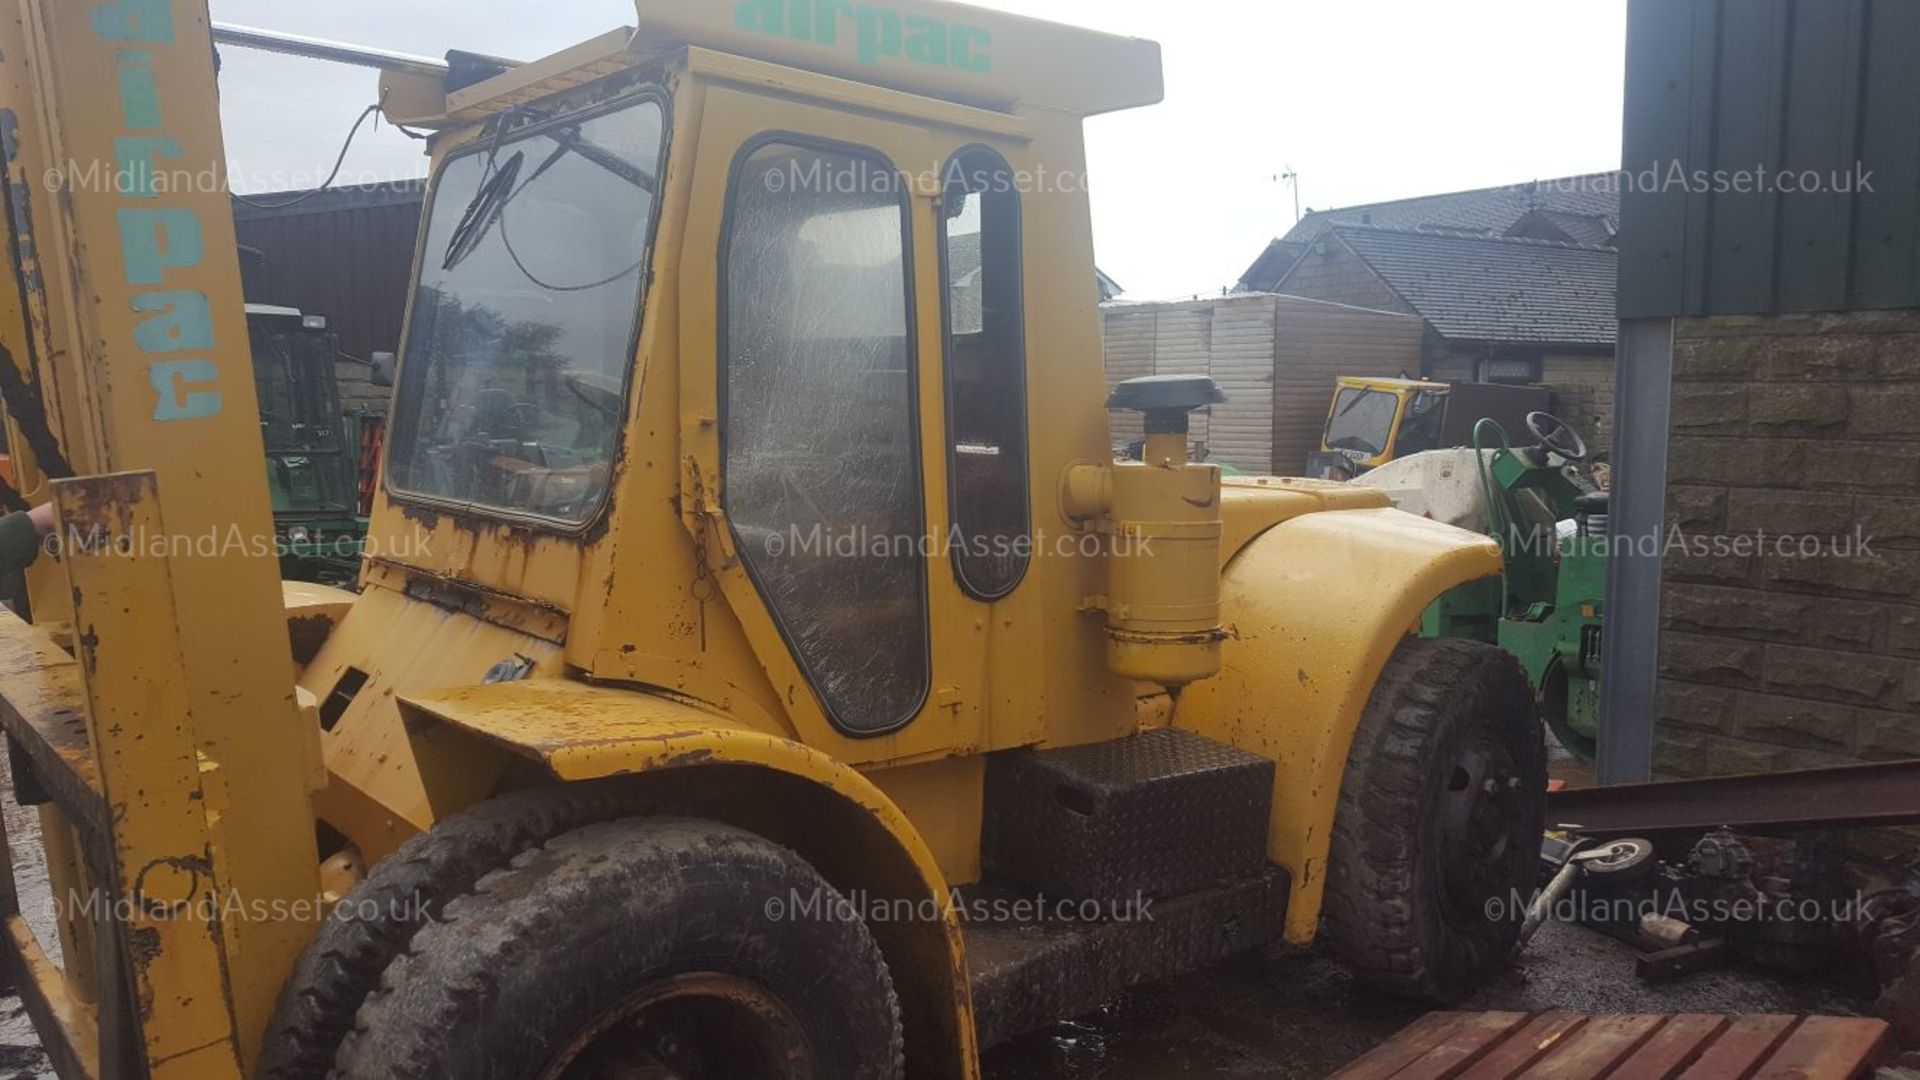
[940, 148, 1030, 599]
[721, 139, 931, 735]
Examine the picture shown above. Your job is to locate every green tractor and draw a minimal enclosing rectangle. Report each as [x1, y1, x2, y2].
[246, 304, 372, 585]
[1353, 412, 1607, 759]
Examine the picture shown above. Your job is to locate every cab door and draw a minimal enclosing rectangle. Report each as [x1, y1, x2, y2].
[678, 76, 1029, 764]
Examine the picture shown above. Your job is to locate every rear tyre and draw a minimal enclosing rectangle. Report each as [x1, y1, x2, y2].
[1323, 637, 1546, 1001]
[331, 817, 904, 1080]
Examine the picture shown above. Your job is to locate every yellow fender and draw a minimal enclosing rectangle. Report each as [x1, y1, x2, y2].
[397, 679, 977, 1078]
[1174, 507, 1502, 943]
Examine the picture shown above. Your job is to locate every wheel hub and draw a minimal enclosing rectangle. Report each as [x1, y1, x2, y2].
[544, 972, 817, 1080]
[1435, 733, 1525, 929]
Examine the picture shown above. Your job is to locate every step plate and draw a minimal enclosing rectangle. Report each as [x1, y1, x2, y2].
[964, 867, 1290, 1050]
[982, 728, 1273, 903]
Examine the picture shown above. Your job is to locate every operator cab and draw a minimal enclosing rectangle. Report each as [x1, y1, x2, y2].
[345, 1, 1166, 763]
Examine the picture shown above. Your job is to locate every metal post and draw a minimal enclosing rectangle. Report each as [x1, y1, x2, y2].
[1597, 316, 1675, 784]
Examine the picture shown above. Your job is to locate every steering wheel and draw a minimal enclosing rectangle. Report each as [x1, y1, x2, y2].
[1526, 411, 1590, 462]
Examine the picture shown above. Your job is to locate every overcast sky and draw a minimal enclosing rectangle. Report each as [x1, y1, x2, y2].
[211, 0, 1628, 301]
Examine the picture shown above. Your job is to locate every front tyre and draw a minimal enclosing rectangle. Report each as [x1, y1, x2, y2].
[1323, 638, 1546, 1001]
[331, 817, 904, 1080]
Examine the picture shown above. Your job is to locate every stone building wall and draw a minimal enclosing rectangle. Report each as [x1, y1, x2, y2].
[1655, 309, 1920, 781]
[1542, 353, 1616, 453]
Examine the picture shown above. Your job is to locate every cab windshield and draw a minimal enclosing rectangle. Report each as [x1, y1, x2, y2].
[1324, 387, 1403, 457]
[250, 314, 342, 455]
[388, 94, 666, 525]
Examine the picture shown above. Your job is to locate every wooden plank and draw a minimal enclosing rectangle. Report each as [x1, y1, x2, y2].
[1455, 1011, 1590, 1079]
[1515, 1013, 1664, 1079]
[1348, 1012, 1884, 1080]
[1389, 1012, 1532, 1080]
[1332, 1012, 1479, 1079]
[1751, 1015, 1891, 1078]
[1683, 1014, 1800, 1077]
[1615, 1013, 1730, 1078]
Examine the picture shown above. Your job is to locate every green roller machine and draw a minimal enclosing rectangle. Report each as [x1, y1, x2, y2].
[1355, 412, 1608, 759]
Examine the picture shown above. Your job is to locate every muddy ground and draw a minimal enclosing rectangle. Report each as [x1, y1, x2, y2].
[0, 779, 1872, 1079]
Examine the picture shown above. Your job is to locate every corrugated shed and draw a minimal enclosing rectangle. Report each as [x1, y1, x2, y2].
[1100, 294, 1423, 474]
[1620, 0, 1920, 317]
[232, 180, 426, 368]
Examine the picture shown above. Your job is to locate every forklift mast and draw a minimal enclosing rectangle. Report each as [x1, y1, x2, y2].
[0, 1, 319, 1074]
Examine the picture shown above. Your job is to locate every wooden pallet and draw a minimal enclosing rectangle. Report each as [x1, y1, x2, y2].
[1335, 1011, 1892, 1079]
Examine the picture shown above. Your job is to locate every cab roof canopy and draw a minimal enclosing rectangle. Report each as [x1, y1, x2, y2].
[382, 0, 1164, 128]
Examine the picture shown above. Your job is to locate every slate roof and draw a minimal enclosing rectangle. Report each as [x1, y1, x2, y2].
[1238, 172, 1620, 291]
[1316, 225, 1618, 347]
[1506, 207, 1618, 247]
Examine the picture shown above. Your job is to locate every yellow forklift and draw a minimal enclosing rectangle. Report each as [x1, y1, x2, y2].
[0, 2, 1542, 1076]
[1310, 375, 1552, 479]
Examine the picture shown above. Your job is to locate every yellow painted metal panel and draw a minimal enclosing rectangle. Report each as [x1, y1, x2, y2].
[298, 579, 563, 860]
[394, 676, 980, 1069]
[865, 755, 984, 886]
[683, 47, 1032, 139]
[635, 0, 1161, 117]
[53, 474, 242, 1077]
[1174, 507, 1503, 943]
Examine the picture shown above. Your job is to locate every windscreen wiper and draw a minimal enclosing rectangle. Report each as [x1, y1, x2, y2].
[442, 150, 524, 271]
[552, 127, 657, 195]
[440, 126, 658, 274]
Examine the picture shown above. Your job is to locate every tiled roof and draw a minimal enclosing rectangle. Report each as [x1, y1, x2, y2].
[1238, 172, 1620, 290]
[1322, 225, 1618, 347]
[1506, 207, 1618, 247]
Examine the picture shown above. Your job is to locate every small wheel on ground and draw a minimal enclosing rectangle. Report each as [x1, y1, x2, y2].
[331, 816, 904, 1080]
[258, 779, 662, 1079]
[1323, 637, 1547, 1001]
[1580, 837, 1656, 884]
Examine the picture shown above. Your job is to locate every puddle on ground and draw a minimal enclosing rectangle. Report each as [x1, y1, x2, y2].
[983, 920, 1871, 1078]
